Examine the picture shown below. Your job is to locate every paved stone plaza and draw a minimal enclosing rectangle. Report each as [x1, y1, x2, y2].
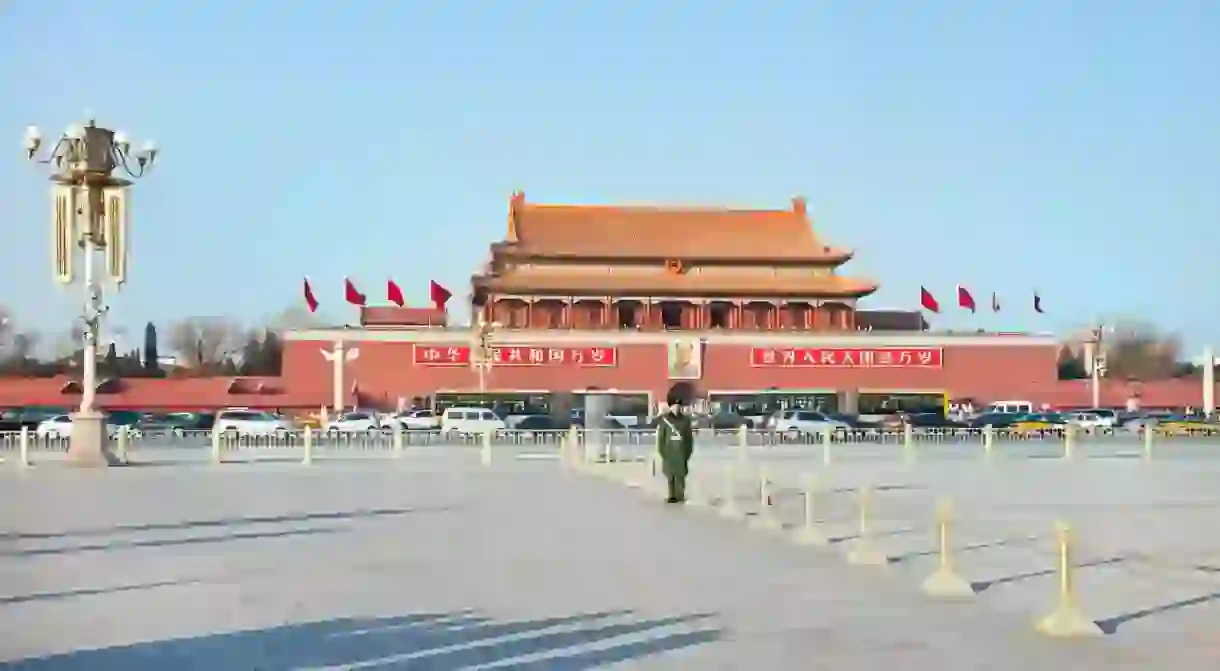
[2, 437, 1220, 668]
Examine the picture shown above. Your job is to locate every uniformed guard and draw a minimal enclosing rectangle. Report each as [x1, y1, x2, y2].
[656, 383, 696, 504]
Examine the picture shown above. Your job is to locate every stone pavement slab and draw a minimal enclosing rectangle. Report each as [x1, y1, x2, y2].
[0, 448, 1217, 668]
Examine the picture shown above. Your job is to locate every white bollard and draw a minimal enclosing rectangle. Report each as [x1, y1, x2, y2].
[392, 425, 404, 459]
[210, 428, 223, 464]
[1143, 425, 1154, 461]
[115, 429, 129, 464]
[902, 422, 915, 463]
[983, 425, 995, 460]
[821, 425, 833, 465]
[846, 486, 889, 567]
[719, 463, 743, 518]
[481, 429, 492, 466]
[793, 475, 829, 546]
[749, 469, 783, 531]
[1062, 424, 1076, 460]
[302, 427, 314, 466]
[18, 426, 30, 468]
[737, 424, 749, 464]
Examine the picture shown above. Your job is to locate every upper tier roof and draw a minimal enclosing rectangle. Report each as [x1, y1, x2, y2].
[502, 192, 852, 262]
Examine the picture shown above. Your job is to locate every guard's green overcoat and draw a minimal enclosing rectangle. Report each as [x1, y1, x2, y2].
[656, 412, 694, 477]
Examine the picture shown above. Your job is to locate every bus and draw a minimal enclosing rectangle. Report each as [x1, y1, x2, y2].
[708, 390, 840, 425]
[432, 392, 552, 418]
[571, 392, 651, 427]
[856, 391, 949, 423]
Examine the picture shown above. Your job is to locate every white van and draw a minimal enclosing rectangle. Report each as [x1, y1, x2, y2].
[982, 400, 1034, 415]
[441, 406, 507, 434]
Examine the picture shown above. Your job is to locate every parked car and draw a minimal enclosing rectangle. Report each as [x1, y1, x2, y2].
[36, 413, 139, 439]
[1065, 411, 1108, 431]
[904, 413, 966, 429]
[394, 409, 442, 430]
[965, 412, 1023, 429]
[441, 407, 506, 434]
[773, 410, 850, 435]
[138, 412, 213, 437]
[326, 411, 382, 434]
[1009, 413, 1068, 434]
[698, 411, 754, 430]
[213, 409, 295, 437]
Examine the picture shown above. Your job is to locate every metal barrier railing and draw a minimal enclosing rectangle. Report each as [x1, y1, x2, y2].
[1, 424, 1217, 455]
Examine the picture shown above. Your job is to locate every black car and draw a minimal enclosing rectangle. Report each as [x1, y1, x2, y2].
[965, 412, 1022, 429]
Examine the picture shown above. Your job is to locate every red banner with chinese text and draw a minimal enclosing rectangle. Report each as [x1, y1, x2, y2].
[413, 345, 617, 367]
[750, 347, 942, 368]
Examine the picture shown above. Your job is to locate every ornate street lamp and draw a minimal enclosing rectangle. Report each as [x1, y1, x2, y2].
[23, 119, 157, 466]
[472, 317, 501, 393]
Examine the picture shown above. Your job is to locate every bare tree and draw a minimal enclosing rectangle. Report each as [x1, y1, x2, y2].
[1104, 320, 1183, 380]
[265, 306, 324, 334]
[167, 317, 243, 370]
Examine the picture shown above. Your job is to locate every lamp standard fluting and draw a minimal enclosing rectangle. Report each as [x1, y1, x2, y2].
[23, 119, 157, 466]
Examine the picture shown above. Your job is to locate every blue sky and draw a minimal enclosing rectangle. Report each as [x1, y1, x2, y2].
[1, 1, 1217, 351]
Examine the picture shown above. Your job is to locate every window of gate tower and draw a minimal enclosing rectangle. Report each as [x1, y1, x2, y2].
[660, 302, 683, 329]
[709, 303, 729, 328]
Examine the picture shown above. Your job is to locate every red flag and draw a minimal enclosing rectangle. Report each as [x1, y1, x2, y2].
[920, 287, 940, 313]
[991, 292, 1000, 312]
[956, 285, 976, 313]
[303, 278, 319, 313]
[1033, 291, 1044, 314]
[429, 280, 452, 311]
[387, 279, 405, 307]
[344, 278, 366, 306]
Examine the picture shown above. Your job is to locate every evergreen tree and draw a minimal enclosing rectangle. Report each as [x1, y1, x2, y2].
[143, 322, 160, 371]
[1056, 345, 1088, 380]
[103, 342, 119, 375]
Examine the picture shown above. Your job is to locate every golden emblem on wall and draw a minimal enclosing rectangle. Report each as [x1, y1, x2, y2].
[667, 338, 702, 380]
[665, 259, 688, 275]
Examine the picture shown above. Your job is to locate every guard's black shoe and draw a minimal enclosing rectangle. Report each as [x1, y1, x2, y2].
[665, 497, 679, 504]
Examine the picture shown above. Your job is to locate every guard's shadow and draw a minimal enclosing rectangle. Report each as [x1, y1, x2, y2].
[4, 609, 721, 670]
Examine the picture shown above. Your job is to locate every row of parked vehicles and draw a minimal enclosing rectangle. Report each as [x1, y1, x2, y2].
[4, 404, 1218, 439]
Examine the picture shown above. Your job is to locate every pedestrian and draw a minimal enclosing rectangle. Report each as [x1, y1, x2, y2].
[656, 386, 695, 504]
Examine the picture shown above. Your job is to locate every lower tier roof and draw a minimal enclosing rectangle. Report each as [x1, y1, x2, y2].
[473, 270, 877, 299]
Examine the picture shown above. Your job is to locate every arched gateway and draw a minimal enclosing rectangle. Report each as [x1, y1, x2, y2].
[282, 192, 1059, 419]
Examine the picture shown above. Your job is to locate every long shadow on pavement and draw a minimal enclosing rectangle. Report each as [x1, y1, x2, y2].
[2, 527, 345, 558]
[2, 609, 722, 670]
[1, 508, 432, 542]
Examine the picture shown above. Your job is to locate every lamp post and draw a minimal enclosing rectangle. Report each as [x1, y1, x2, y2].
[23, 119, 157, 466]
[320, 340, 360, 414]
[1083, 327, 1107, 410]
[471, 317, 500, 393]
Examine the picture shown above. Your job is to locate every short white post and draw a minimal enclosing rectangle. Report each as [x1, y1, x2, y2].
[719, 463, 743, 518]
[18, 426, 31, 468]
[983, 425, 995, 460]
[793, 475, 829, 546]
[749, 469, 783, 531]
[737, 423, 749, 465]
[210, 428, 222, 464]
[846, 486, 889, 567]
[302, 427, 314, 466]
[1062, 424, 1076, 460]
[481, 429, 492, 466]
[1143, 425, 1154, 461]
[392, 424, 404, 459]
[902, 422, 915, 463]
[919, 498, 976, 598]
[821, 425, 833, 465]
[115, 428, 129, 464]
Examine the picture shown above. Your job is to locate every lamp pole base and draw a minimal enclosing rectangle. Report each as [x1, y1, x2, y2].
[66, 411, 119, 467]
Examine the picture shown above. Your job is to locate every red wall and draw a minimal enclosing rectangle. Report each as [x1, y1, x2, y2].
[282, 338, 1060, 405]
